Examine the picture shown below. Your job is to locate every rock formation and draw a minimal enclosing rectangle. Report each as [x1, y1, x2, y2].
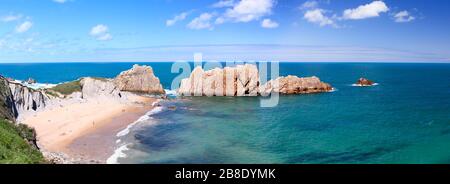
[0, 76, 17, 121]
[114, 64, 165, 94]
[8, 82, 49, 114]
[259, 75, 332, 95]
[178, 64, 332, 96]
[80, 77, 121, 99]
[355, 78, 375, 86]
[0, 76, 49, 120]
[179, 64, 260, 96]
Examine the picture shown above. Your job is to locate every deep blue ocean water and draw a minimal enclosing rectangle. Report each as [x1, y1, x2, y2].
[1, 62, 450, 163]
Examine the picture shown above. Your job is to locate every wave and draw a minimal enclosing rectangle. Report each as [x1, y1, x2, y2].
[165, 89, 178, 97]
[106, 144, 130, 164]
[12, 80, 57, 89]
[108, 103, 166, 164]
[116, 106, 163, 137]
[351, 83, 379, 87]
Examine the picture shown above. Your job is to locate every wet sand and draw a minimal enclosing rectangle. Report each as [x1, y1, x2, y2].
[20, 95, 157, 164]
[66, 105, 153, 163]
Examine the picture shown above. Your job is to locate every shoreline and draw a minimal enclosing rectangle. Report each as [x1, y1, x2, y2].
[20, 95, 158, 164]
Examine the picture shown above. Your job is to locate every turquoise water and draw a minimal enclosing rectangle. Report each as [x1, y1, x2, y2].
[1, 62, 450, 163]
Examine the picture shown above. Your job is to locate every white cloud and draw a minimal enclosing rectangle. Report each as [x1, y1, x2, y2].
[394, 11, 415, 23]
[221, 0, 275, 23]
[53, 0, 68, 3]
[215, 17, 226, 24]
[261, 18, 278, 28]
[187, 13, 215, 30]
[90, 24, 108, 36]
[342, 1, 389, 20]
[212, 0, 236, 8]
[97, 33, 112, 41]
[300, 0, 318, 10]
[304, 9, 335, 27]
[15, 21, 33, 33]
[1, 14, 23, 22]
[166, 12, 189, 26]
[90, 24, 112, 41]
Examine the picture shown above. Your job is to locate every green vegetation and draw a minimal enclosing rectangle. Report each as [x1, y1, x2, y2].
[44, 90, 59, 97]
[50, 80, 82, 95]
[0, 119, 45, 164]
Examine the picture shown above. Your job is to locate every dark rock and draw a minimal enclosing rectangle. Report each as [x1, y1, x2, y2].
[355, 78, 375, 86]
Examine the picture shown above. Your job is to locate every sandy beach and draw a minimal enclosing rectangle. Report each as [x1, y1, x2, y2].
[20, 95, 157, 163]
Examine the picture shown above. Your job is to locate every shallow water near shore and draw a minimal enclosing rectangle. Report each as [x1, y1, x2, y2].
[1, 62, 450, 163]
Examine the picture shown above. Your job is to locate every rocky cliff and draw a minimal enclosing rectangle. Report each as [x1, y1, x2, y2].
[9, 81, 49, 114]
[178, 64, 332, 96]
[0, 77, 17, 121]
[80, 77, 122, 99]
[114, 64, 165, 94]
[0, 76, 49, 121]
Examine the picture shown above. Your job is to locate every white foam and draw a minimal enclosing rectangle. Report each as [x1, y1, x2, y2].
[115, 106, 163, 137]
[329, 88, 338, 92]
[106, 144, 130, 164]
[351, 83, 379, 87]
[151, 99, 161, 107]
[12, 80, 57, 90]
[165, 89, 178, 97]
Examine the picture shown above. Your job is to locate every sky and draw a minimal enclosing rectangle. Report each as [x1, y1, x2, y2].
[0, 0, 449, 62]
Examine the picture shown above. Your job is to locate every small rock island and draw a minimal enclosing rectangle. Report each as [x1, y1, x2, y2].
[355, 77, 375, 86]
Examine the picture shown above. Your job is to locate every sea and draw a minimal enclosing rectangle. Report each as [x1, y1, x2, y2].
[1, 62, 449, 164]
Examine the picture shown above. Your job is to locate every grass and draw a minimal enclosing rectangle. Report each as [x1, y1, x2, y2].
[0, 119, 45, 164]
[49, 80, 81, 95]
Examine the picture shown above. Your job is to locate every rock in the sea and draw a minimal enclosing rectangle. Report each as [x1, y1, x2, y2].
[355, 77, 375, 86]
[26, 78, 37, 84]
[114, 64, 165, 95]
[178, 64, 332, 96]
[80, 77, 121, 99]
[178, 64, 260, 96]
[259, 75, 333, 95]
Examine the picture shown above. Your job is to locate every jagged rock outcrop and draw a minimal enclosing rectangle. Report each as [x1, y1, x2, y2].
[259, 75, 332, 95]
[8, 82, 49, 114]
[179, 64, 260, 96]
[0, 76, 49, 120]
[114, 64, 165, 94]
[178, 64, 332, 96]
[80, 77, 121, 99]
[355, 78, 375, 86]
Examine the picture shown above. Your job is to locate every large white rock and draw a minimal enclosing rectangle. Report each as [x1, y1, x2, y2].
[80, 77, 121, 99]
[178, 64, 332, 96]
[8, 82, 49, 114]
[178, 64, 260, 96]
[114, 64, 165, 94]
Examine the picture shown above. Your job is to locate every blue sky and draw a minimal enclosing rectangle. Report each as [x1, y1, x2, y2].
[0, 0, 449, 62]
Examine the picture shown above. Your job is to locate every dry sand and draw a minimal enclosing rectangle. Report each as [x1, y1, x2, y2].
[20, 95, 157, 163]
